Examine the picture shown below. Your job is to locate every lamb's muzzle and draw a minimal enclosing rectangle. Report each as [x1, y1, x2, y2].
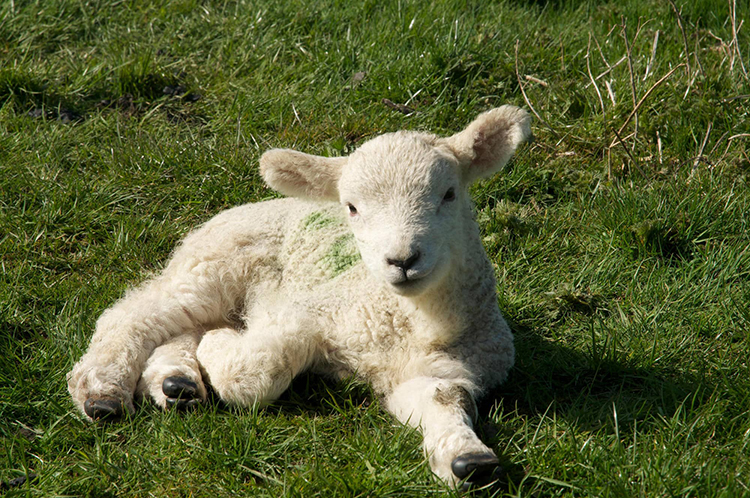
[386, 250, 420, 271]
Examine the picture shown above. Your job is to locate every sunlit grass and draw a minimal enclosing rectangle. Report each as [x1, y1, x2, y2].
[1, 0, 749, 495]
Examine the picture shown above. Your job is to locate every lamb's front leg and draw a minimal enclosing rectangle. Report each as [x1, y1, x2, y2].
[386, 377, 500, 488]
[67, 270, 232, 420]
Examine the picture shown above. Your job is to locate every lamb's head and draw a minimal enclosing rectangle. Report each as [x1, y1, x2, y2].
[260, 105, 532, 296]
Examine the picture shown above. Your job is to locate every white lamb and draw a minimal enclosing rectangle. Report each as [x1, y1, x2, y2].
[67, 105, 532, 486]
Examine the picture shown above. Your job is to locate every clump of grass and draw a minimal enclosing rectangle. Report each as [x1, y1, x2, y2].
[110, 52, 180, 101]
[629, 217, 690, 261]
[544, 283, 605, 320]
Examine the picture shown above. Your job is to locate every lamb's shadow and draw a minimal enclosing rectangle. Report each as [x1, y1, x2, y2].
[477, 322, 711, 491]
[262, 372, 377, 419]
[190, 321, 709, 494]
[193, 368, 378, 422]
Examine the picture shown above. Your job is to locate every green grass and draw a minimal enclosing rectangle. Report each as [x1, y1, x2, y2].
[1, 0, 749, 495]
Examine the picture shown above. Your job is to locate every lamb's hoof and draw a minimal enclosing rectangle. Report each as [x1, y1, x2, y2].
[165, 398, 201, 411]
[162, 376, 198, 399]
[163, 376, 201, 411]
[84, 397, 124, 421]
[452, 452, 502, 489]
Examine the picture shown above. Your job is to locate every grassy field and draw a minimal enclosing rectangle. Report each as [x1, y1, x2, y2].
[1, 0, 749, 495]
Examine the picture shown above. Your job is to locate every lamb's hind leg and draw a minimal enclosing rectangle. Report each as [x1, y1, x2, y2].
[67, 269, 233, 421]
[196, 305, 319, 407]
[386, 377, 500, 488]
[135, 332, 207, 410]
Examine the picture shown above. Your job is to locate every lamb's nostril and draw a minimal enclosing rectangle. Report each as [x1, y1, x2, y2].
[387, 251, 420, 271]
[404, 251, 420, 269]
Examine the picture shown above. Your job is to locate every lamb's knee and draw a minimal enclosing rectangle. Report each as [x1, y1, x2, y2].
[195, 328, 241, 364]
[200, 348, 290, 407]
[433, 384, 478, 422]
[197, 329, 301, 407]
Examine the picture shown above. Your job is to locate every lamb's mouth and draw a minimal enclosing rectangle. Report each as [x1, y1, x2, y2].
[390, 271, 433, 295]
[393, 277, 422, 288]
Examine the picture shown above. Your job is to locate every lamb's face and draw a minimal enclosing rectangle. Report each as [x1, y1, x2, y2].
[260, 106, 531, 296]
[338, 133, 465, 296]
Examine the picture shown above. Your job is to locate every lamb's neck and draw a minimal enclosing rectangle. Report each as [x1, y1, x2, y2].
[402, 245, 490, 347]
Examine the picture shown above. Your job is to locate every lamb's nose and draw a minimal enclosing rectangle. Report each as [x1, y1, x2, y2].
[386, 251, 420, 271]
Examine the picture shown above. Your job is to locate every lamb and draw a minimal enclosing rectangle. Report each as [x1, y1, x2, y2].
[67, 105, 532, 486]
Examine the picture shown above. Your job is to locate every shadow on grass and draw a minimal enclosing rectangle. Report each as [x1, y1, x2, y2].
[0, 64, 206, 126]
[42, 318, 708, 496]
[480, 322, 710, 492]
[188, 324, 708, 495]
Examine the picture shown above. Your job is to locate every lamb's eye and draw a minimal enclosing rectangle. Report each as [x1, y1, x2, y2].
[347, 203, 358, 216]
[443, 188, 456, 202]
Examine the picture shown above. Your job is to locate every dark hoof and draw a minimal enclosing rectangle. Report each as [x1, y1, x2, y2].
[162, 376, 198, 399]
[452, 452, 501, 482]
[83, 397, 124, 421]
[165, 397, 201, 411]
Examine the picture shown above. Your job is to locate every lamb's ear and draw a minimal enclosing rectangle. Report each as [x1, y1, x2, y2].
[441, 105, 532, 184]
[260, 149, 347, 201]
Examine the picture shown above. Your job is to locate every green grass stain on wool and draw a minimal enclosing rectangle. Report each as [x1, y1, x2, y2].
[321, 233, 362, 277]
[302, 210, 339, 231]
